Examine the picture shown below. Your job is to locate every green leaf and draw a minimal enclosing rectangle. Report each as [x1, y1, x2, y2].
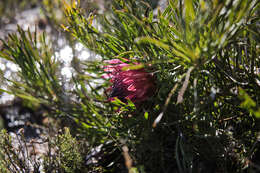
[239, 87, 256, 109]
[112, 97, 127, 106]
[122, 64, 144, 71]
[255, 108, 260, 118]
[135, 36, 170, 50]
[144, 112, 149, 120]
[15, 93, 41, 104]
[239, 87, 260, 118]
[185, 0, 195, 21]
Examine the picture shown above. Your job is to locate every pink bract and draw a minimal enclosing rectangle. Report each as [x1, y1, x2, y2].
[103, 59, 156, 105]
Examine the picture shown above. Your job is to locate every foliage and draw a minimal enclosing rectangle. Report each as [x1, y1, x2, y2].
[0, 128, 87, 173]
[0, 129, 42, 173]
[42, 127, 85, 173]
[0, 0, 260, 172]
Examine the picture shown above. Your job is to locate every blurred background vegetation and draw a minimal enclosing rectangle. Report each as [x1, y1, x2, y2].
[0, 0, 260, 173]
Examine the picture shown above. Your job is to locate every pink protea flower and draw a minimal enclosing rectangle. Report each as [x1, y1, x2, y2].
[103, 59, 156, 105]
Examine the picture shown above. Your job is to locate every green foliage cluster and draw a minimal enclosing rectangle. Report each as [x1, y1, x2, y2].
[0, 129, 43, 172]
[43, 127, 85, 173]
[0, 0, 260, 172]
[0, 128, 87, 173]
[0, 27, 61, 108]
[0, 129, 17, 173]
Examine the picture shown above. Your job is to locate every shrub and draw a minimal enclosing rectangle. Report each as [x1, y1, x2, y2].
[0, 0, 259, 172]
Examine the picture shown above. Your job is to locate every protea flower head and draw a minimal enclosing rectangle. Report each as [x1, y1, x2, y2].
[103, 59, 156, 105]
